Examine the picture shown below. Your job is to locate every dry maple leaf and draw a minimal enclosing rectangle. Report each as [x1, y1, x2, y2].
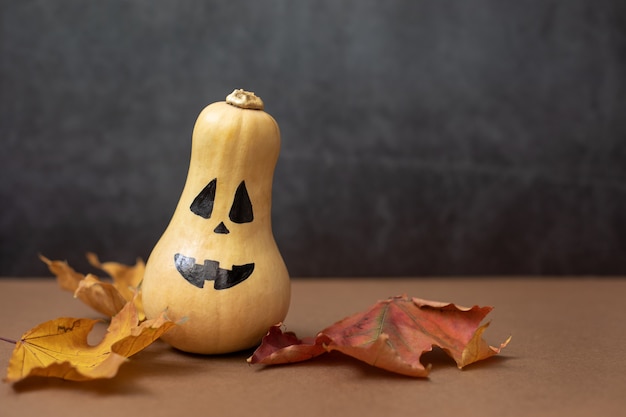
[74, 274, 129, 318]
[248, 295, 510, 377]
[39, 253, 145, 319]
[86, 252, 145, 300]
[4, 300, 175, 383]
[38, 255, 83, 292]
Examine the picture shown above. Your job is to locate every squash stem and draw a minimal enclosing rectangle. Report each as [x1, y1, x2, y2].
[226, 89, 264, 110]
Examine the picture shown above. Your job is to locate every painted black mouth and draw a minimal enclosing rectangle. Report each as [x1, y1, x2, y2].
[174, 253, 255, 290]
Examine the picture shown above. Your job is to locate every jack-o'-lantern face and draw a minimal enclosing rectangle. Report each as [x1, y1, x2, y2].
[174, 178, 255, 290]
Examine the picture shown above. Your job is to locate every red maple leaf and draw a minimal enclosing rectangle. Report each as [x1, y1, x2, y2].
[248, 295, 510, 377]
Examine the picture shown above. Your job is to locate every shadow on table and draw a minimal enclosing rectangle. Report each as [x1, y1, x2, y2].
[247, 347, 514, 380]
[9, 340, 228, 394]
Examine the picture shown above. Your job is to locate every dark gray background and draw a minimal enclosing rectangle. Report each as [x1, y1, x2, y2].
[2, 0, 626, 278]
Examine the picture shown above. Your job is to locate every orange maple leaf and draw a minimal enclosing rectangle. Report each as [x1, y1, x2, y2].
[248, 295, 510, 377]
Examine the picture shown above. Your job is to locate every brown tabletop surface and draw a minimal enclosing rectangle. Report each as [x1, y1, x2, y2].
[1, 277, 625, 417]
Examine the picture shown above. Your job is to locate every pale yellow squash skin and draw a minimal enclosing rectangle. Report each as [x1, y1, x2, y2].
[142, 91, 290, 354]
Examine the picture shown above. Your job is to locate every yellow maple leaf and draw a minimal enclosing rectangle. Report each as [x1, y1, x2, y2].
[74, 274, 129, 318]
[40, 254, 145, 319]
[38, 255, 83, 292]
[86, 252, 146, 320]
[4, 301, 175, 382]
[86, 252, 145, 300]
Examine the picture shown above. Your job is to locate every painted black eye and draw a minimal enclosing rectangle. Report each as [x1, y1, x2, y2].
[229, 181, 253, 223]
[190, 178, 217, 218]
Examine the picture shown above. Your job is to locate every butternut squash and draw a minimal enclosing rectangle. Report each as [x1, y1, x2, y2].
[142, 89, 290, 354]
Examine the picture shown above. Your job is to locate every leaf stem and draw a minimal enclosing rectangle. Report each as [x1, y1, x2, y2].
[0, 336, 17, 344]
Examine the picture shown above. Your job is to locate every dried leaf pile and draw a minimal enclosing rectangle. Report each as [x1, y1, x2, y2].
[2, 254, 509, 383]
